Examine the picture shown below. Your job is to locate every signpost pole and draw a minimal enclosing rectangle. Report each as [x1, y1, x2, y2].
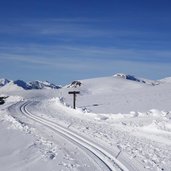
[68, 91, 80, 109]
[73, 93, 76, 109]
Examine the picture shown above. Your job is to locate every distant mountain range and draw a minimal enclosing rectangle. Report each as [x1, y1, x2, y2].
[0, 78, 61, 90]
[0, 73, 170, 91]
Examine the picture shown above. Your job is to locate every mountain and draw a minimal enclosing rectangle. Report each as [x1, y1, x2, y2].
[65, 73, 159, 90]
[0, 78, 10, 87]
[67, 81, 82, 88]
[113, 73, 146, 83]
[13, 80, 32, 90]
[0, 78, 61, 90]
[113, 73, 159, 85]
[29, 80, 61, 89]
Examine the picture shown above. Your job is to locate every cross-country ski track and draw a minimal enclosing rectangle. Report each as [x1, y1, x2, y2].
[12, 101, 130, 171]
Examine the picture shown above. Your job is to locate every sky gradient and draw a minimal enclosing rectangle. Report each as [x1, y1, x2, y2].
[0, 0, 171, 85]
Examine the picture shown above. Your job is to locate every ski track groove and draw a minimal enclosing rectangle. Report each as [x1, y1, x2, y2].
[18, 101, 130, 171]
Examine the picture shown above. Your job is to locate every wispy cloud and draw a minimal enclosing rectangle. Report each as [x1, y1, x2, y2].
[0, 17, 169, 42]
[0, 18, 112, 38]
[1, 43, 171, 83]
[1, 43, 171, 64]
[0, 17, 171, 82]
[0, 51, 102, 71]
[0, 17, 170, 61]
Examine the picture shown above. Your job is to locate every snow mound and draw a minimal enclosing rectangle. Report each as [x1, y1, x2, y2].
[6, 96, 23, 102]
[0, 95, 23, 103]
[48, 97, 88, 115]
[142, 120, 171, 133]
[0, 110, 31, 133]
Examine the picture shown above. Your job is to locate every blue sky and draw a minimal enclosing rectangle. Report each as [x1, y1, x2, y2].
[0, 0, 171, 85]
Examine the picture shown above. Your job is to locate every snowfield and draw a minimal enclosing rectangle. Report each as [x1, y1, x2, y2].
[0, 74, 171, 171]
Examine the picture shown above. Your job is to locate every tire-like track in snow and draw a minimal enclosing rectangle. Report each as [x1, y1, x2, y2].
[20, 101, 129, 171]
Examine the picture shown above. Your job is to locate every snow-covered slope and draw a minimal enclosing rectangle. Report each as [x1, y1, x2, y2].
[0, 81, 24, 92]
[0, 73, 171, 171]
[159, 77, 171, 83]
[62, 74, 171, 113]
[1, 74, 171, 113]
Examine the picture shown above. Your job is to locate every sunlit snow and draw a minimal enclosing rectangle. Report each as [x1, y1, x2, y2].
[0, 74, 171, 171]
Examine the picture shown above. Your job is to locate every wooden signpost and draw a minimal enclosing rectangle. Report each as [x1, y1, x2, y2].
[68, 91, 80, 109]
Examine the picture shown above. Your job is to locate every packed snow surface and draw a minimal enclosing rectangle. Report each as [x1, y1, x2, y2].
[0, 74, 171, 171]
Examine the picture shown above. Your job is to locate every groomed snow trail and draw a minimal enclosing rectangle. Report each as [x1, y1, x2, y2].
[19, 101, 129, 171]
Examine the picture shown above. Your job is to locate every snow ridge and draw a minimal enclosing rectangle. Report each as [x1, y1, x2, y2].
[29, 80, 61, 89]
[0, 78, 61, 90]
[113, 73, 159, 85]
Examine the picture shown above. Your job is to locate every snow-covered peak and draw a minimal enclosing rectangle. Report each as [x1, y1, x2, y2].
[0, 78, 10, 87]
[67, 81, 82, 88]
[113, 73, 158, 85]
[0, 78, 61, 90]
[113, 73, 146, 83]
[29, 80, 61, 89]
[13, 80, 32, 90]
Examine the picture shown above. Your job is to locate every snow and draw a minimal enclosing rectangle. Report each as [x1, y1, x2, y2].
[28, 80, 61, 89]
[0, 81, 24, 92]
[113, 73, 159, 85]
[0, 78, 61, 90]
[0, 74, 171, 171]
[159, 77, 171, 83]
[5, 96, 23, 102]
[60, 75, 171, 113]
[0, 78, 10, 87]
